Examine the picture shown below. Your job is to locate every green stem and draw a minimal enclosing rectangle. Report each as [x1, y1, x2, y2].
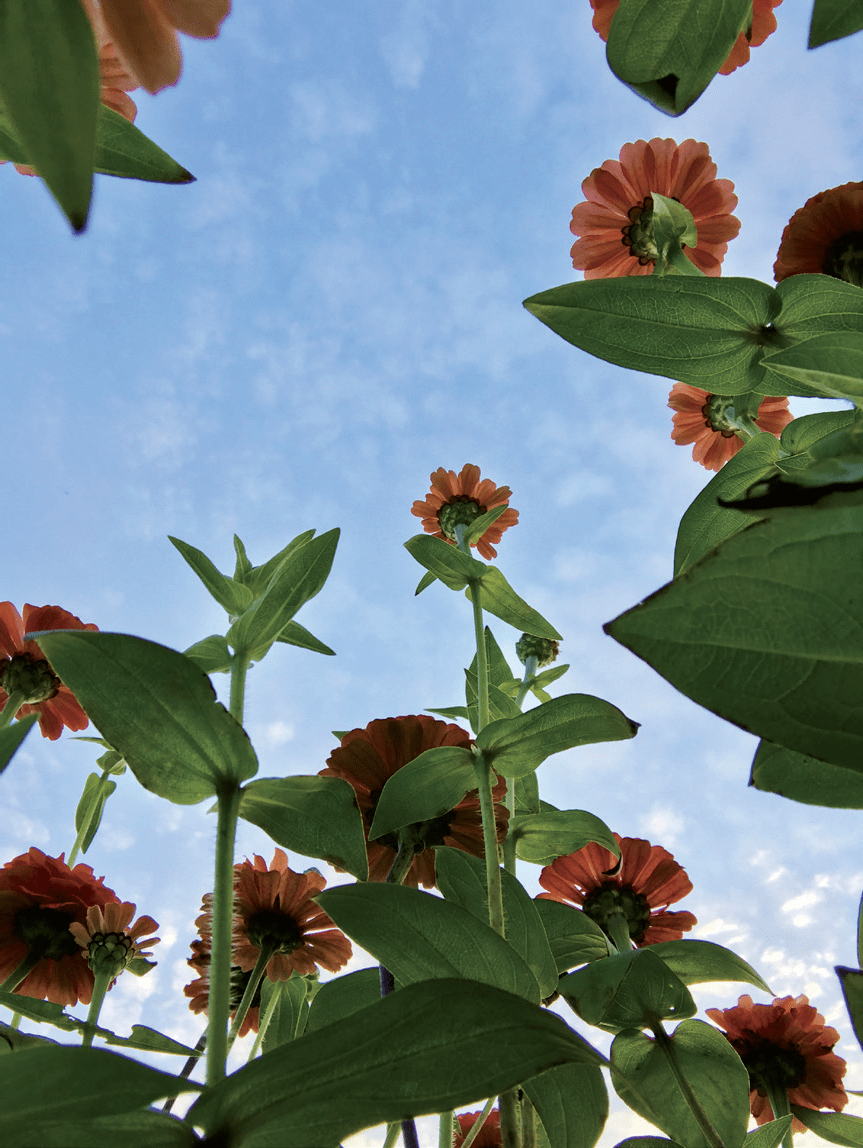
[207, 783, 242, 1088]
[229, 653, 250, 725]
[765, 1083, 794, 1148]
[500, 1089, 521, 1148]
[505, 656, 538, 874]
[513, 656, 537, 709]
[438, 1110, 455, 1148]
[0, 948, 47, 994]
[382, 1125, 401, 1148]
[227, 941, 275, 1054]
[81, 968, 112, 1049]
[458, 1097, 497, 1148]
[162, 1030, 206, 1113]
[652, 1022, 727, 1148]
[387, 838, 417, 887]
[0, 690, 25, 730]
[455, 524, 489, 733]
[9, 1012, 20, 1029]
[472, 751, 505, 938]
[606, 911, 633, 954]
[247, 977, 283, 1062]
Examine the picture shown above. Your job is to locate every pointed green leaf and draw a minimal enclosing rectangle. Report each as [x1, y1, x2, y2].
[183, 634, 233, 675]
[810, 0, 863, 46]
[74, 772, 116, 855]
[239, 775, 368, 880]
[428, 705, 470, 721]
[168, 536, 253, 614]
[233, 534, 253, 580]
[464, 503, 510, 546]
[649, 939, 770, 992]
[415, 569, 438, 595]
[34, 631, 258, 803]
[744, 1119, 794, 1148]
[559, 948, 696, 1032]
[606, 0, 751, 115]
[533, 900, 610, 975]
[524, 1062, 608, 1148]
[275, 620, 335, 656]
[317, 882, 541, 1001]
[105, 1025, 200, 1057]
[305, 968, 381, 1034]
[244, 530, 317, 593]
[511, 810, 620, 865]
[404, 533, 487, 590]
[0, 0, 98, 231]
[515, 772, 542, 816]
[0, 715, 37, 776]
[228, 529, 338, 654]
[779, 408, 860, 457]
[673, 435, 783, 577]
[368, 746, 476, 840]
[94, 104, 193, 183]
[607, 503, 863, 773]
[475, 566, 562, 638]
[260, 975, 309, 1053]
[791, 1108, 863, 1146]
[750, 739, 863, 808]
[476, 694, 638, 778]
[436, 849, 558, 998]
[837, 967, 863, 1054]
[188, 978, 605, 1148]
[0, 992, 78, 1031]
[612, 1020, 750, 1148]
[763, 332, 863, 401]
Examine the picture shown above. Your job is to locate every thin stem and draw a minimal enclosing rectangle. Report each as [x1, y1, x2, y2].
[381, 841, 420, 1148]
[229, 653, 249, 725]
[0, 690, 25, 730]
[382, 1125, 401, 1148]
[652, 1022, 727, 1148]
[513, 655, 537, 709]
[521, 1095, 536, 1148]
[505, 656, 538, 874]
[162, 1030, 206, 1113]
[472, 751, 505, 938]
[227, 942, 275, 1054]
[207, 783, 242, 1088]
[438, 1110, 455, 1148]
[765, 1083, 794, 1148]
[386, 838, 417, 887]
[500, 1089, 521, 1148]
[0, 948, 47, 994]
[458, 1097, 497, 1148]
[606, 911, 633, 954]
[455, 524, 489, 733]
[81, 969, 112, 1049]
[247, 977, 284, 1062]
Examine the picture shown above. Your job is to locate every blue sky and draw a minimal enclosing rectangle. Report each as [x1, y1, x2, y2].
[2, 3, 863, 1143]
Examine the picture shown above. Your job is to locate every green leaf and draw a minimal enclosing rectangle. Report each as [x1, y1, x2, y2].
[0, 1021, 58, 1051]
[559, 948, 696, 1032]
[750, 739, 863, 808]
[515, 772, 542, 816]
[233, 534, 253, 580]
[168, 536, 253, 614]
[0, 715, 37, 776]
[464, 503, 509, 546]
[93, 104, 193, 183]
[368, 746, 476, 840]
[649, 939, 771, 992]
[743, 1118, 794, 1148]
[791, 1108, 863, 1146]
[188, 978, 606, 1148]
[275, 620, 335, 656]
[305, 967, 381, 1034]
[614, 1140, 683, 1148]
[606, 0, 751, 115]
[534, 899, 611, 973]
[0, 0, 98, 231]
[317, 882, 541, 1002]
[239, 775, 368, 881]
[404, 533, 487, 590]
[606, 503, 863, 774]
[762, 332, 863, 402]
[415, 569, 438, 595]
[474, 566, 562, 638]
[436, 849, 559, 998]
[612, 1020, 750, 1148]
[0, 1046, 198, 1137]
[673, 435, 783, 577]
[183, 634, 233, 675]
[476, 694, 638, 778]
[809, 0, 863, 46]
[778, 275, 863, 341]
[511, 810, 620, 865]
[260, 975, 309, 1053]
[228, 529, 339, 654]
[652, 193, 697, 251]
[524, 277, 779, 394]
[241, 530, 317, 594]
[105, 1025, 200, 1057]
[0, 992, 79, 1031]
[524, 1062, 608, 1148]
[10, 1110, 199, 1148]
[73, 772, 116, 855]
[837, 967, 863, 1053]
[779, 408, 860, 457]
[34, 632, 258, 804]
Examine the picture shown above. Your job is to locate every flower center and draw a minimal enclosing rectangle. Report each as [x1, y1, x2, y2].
[246, 907, 304, 954]
[741, 1042, 808, 1095]
[582, 883, 652, 943]
[439, 498, 483, 542]
[14, 905, 80, 960]
[622, 196, 659, 265]
[823, 231, 863, 287]
[84, 931, 134, 977]
[702, 394, 739, 439]
[1, 653, 60, 705]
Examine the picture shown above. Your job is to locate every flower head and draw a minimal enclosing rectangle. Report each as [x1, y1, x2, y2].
[411, 464, 518, 560]
[84, 0, 231, 94]
[587, 1, 781, 76]
[320, 715, 509, 888]
[668, 384, 793, 472]
[0, 603, 98, 740]
[707, 995, 847, 1132]
[538, 833, 696, 947]
[69, 901, 159, 980]
[569, 138, 740, 278]
[454, 1109, 501, 1147]
[0, 848, 119, 1006]
[774, 182, 863, 286]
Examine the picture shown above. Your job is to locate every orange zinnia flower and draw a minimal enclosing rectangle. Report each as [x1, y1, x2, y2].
[411, 464, 518, 560]
[185, 932, 261, 1037]
[69, 901, 159, 980]
[587, 0, 781, 76]
[320, 715, 509, 888]
[0, 848, 119, 1007]
[668, 383, 792, 472]
[774, 182, 863, 286]
[0, 603, 98, 740]
[538, 833, 696, 947]
[85, 0, 231, 94]
[454, 1109, 502, 1147]
[707, 995, 847, 1132]
[569, 138, 740, 278]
